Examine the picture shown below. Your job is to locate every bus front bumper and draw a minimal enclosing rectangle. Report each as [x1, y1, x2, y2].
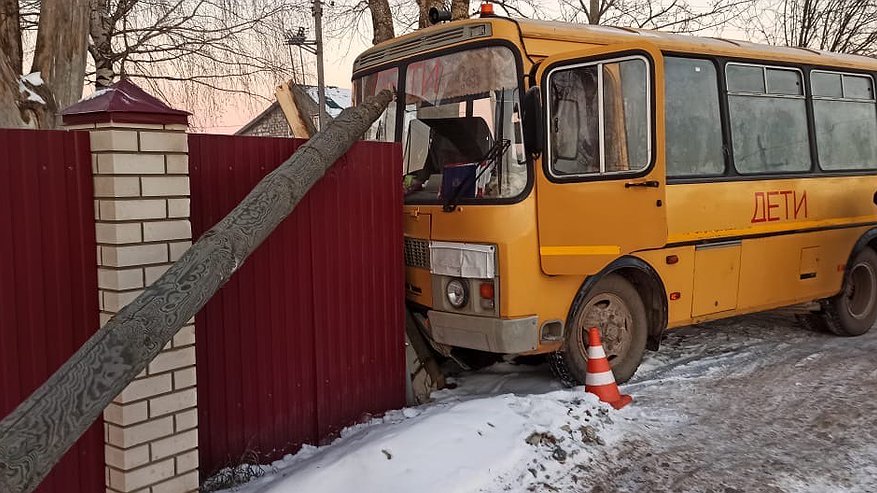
[426, 311, 539, 354]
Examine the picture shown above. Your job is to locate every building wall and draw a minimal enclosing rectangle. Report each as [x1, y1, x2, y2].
[63, 119, 200, 493]
[237, 106, 291, 137]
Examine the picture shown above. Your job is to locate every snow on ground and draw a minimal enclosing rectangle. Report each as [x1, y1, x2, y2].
[217, 309, 877, 493]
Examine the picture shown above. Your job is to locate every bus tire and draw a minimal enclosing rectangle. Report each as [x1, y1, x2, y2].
[821, 247, 877, 337]
[550, 274, 648, 386]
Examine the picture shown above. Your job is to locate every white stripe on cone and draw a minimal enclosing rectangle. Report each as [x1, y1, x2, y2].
[585, 370, 616, 386]
[587, 346, 606, 359]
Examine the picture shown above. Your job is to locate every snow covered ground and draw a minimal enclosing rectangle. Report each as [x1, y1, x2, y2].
[216, 309, 877, 493]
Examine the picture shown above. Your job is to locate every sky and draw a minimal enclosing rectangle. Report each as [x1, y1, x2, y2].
[196, 26, 371, 133]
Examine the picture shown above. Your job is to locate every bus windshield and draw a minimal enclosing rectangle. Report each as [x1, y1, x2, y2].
[354, 46, 527, 204]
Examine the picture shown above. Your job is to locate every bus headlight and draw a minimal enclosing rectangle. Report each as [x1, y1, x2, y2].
[446, 278, 468, 308]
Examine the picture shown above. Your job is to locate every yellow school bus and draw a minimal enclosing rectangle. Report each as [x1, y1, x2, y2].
[352, 8, 877, 383]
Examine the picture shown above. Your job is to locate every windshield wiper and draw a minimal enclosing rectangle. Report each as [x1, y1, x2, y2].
[442, 138, 510, 212]
[442, 88, 511, 213]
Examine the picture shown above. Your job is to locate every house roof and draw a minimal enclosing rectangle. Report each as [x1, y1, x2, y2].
[237, 84, 352, 134]
[302, 86, 352, 118]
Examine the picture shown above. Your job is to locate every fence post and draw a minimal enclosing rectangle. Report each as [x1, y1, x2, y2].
[62, 80, 199, 493]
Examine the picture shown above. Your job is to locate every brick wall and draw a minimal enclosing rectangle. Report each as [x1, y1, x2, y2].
[65, 121, 199, 493]
[237, 105, 292, 137]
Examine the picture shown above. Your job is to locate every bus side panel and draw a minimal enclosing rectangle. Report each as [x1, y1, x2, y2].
[635, 247, 695, 327]
[736, 227, 867, 310]
[665, 177, 877, 245]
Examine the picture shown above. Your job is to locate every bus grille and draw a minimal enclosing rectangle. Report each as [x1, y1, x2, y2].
[404, 237, 430, 269]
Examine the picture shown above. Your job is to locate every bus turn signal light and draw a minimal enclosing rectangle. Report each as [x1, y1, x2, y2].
[479, 282, 495, 300]
[670, 292, 681, 301]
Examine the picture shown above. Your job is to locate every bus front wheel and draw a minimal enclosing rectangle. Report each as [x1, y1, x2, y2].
[550, 274, 648, 386]
[821, 248, 877, 336]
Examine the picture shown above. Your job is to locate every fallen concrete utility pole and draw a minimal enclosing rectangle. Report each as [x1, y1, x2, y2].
[0, 89, 394, 493]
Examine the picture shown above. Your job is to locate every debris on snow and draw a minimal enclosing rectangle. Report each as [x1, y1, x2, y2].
[578, 425, 605, 445]
[550, 447, 567, 462]
[525, 431, 557, 447]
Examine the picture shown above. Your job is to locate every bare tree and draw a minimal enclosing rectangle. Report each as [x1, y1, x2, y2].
[368, 0, 395, 43]
[86, 0, 310, 131]
[450, 0, 470, 20]
[0, 0, 90, 128]
[557, 0, 750, 33]
[88, 0, 303, 90]
[1, 0, 306, 129]
[332, 0, 544, 50]
[743, 0, 877, 55]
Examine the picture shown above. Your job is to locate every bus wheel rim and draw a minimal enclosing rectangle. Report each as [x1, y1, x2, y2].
[577, 293, 632, 363]
[846, 261, 877, 320]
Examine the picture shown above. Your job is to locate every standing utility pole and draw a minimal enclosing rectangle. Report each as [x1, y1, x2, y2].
[283, 3, 328, 132]
[313, 0, 328, 131]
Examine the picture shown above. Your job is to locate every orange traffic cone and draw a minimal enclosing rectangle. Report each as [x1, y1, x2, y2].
[584, 327, 632, 410]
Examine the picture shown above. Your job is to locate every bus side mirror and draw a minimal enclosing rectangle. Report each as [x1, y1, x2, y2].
[522, 86, 543, 157]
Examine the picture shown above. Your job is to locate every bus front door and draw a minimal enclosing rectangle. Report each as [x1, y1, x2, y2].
[535, 42, 667, 275]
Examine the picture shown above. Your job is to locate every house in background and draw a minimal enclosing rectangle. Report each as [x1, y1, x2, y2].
[237, 82, 351, 138]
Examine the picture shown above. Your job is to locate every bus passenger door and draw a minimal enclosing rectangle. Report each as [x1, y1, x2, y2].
[535, 42, 667, 275]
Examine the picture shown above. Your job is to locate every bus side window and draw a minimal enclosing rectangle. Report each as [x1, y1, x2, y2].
[550, 66, 600, 175]
[602, 59, 649, 173]
[726, 63, 811, 174]
[548, 56, 650, 178]
[811, 71, 877, 170]
[665, 57, 724, 176]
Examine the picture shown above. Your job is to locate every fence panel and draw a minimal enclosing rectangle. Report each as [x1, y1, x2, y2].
[0, 129, 104, 493]
[189, 135, 405, 477]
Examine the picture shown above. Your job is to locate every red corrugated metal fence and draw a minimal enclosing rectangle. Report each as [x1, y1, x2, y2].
[188, 135, 405, 477]
[0, 129, 104, 492]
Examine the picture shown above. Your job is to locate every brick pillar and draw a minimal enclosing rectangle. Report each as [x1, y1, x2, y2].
[63, 80, 199, 493]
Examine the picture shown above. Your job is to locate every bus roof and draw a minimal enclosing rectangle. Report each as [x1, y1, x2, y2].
[514, 18, 877, 70]
[353, 17, 877, 76]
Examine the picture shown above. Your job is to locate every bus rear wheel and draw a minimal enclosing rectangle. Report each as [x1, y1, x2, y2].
[550, 274, 648, 386]
[821, 248, 877, 337]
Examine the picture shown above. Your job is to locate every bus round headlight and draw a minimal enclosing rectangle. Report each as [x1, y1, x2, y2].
[446, 279, 468, 308]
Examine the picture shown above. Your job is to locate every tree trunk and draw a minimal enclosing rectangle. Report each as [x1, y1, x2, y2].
[89, 0, 116, 89]
[417, 0, 445, 28]
[0, 89, 394, 493]
[0, 0, 26, 127]
[0, 55, 27, 128]
[450, 0, 470, 20]
[0, 0, 21, 73]
[30, 0, 90, 126]
[589, 0, 601, 24]
[368, 0, 395, 44]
